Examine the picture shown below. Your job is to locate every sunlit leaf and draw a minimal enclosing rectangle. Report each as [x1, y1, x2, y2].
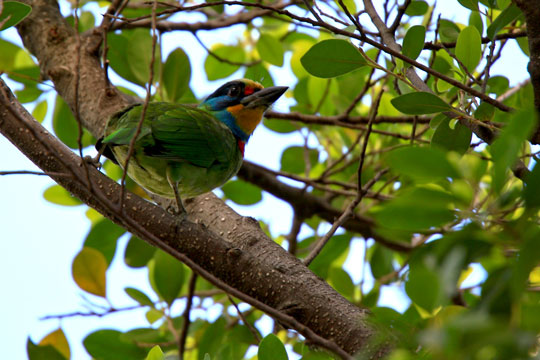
[456, 26, 482, 71]
[72, 247, 107, 297]
[487, 3, 521, 40]
[43, 184, 83, 206]
[27, 338, 66, 360]
[39, 329, 70, 360]
[145, 345, 164, 360]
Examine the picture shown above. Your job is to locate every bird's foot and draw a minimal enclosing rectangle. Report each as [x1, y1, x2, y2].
[167, 204, 188, 221]
[83, 155, 102, 170]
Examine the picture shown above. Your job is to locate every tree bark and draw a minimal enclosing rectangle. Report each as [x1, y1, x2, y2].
[0, 0, 391, 356]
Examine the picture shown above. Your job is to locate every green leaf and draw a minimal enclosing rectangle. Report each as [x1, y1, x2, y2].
[457, 0, 479, 11]
[524, 162, 540, 208]
[370, 244, 395, 279]
[405, 266, 442, 312]
[204, 45, 245, 81]
[456, 26, 482, 71]
[329, 267, 355, 298]
[372, 187, 456, 231]
[491, 108, 536, 193]
[0, 1, 32, 30]
[300, 39, 366, 78]
[335, 0, 356, 14]
[27, 338, 66, 360]
[469, 11, 484, 36]
[38, 328, 70, 360]
[145, 345, 164, 360]
[244, 63, 274, 88]
[52, 95, 88, 149]
[125, 287, 154, 306]
[487, 3, 521, 40]
[257, 34, 284, 66]
[263, 118, 297, 133]
[162, 48, 191, 102]
[405, 0, 428, 16]
[16, 85, 42, 103]
[43, 184, 83, 206]
[385, 146, 461, 181]
[124, 235, 156, 268]
[391, 92, 451, 114]
[84, 330, 147, 360]
[32, 100, 48, 123]
[431, 118, 472, 155]
[149, 250, 185, 306]
[84, 218, 125, 266]
[438, 19, 461, 43]
[308, 234, 351, 278]
[280, 146, 319, 174]
[402, 25, 426, 61]
[258, 334, 288, 360]
[72, 247, 107, 297]
[221, 180, 262, 205]
[198, 318, 226, 360]
[107, 33, 141, 86]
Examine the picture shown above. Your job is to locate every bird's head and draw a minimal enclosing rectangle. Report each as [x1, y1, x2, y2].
[200, 79, 288, 142]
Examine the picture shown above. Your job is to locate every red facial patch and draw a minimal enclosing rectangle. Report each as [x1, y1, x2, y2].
[237, 140, 246, 156]
[244, 87, 254, 96]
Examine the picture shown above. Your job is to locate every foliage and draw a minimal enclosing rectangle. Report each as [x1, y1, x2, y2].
[2, 0, 540, 359]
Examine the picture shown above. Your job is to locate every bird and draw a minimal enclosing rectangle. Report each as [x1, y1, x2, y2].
[97, 79, 288, 215]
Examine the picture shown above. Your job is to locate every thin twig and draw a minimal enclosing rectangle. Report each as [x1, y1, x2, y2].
[227, 294, 261, 342]
[118, 0, 159, 212]
[179, 273, 197, 360]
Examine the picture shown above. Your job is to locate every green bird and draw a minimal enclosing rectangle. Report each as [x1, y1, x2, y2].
[98, 79, 287, 214]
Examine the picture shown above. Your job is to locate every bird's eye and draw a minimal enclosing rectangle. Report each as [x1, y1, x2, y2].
[227, 86, 241, 97]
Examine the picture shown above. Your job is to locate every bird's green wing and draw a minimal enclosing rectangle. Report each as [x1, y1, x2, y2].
[147, 106, 237, 168]
[102, 104, 154, 145]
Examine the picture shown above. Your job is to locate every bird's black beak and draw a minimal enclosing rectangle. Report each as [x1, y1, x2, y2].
[241, 86, 288, 109]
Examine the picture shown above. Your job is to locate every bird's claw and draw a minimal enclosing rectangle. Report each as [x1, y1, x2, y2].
[83, 155, 102, 170]
[167, 204, 187, 221]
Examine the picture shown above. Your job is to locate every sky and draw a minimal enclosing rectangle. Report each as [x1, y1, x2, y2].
[0, 1, 531, 359]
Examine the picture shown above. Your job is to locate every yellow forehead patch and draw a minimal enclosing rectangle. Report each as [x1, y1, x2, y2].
[227, 104, 264, 135]
[238, 79, 264, 91]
